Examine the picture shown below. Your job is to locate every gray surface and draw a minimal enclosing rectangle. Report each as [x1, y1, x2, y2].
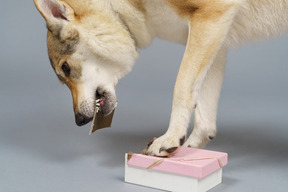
[0, 1, 288, 192]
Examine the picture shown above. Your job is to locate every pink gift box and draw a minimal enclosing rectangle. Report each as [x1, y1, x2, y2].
[127, 147, 228, 178]
[125, 147, 228, 192]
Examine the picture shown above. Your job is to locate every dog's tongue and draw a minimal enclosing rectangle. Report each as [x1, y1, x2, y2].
[99, 98, 105, 106]
[89, 107, 115, 135]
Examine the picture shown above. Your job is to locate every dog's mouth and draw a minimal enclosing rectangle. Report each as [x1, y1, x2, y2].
[75, 88, 117, 127]
[95, 88, 117, 117]
[96, 89, 106, 107]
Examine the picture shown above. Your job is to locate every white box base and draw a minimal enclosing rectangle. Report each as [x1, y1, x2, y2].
[125, 154, 222, 192]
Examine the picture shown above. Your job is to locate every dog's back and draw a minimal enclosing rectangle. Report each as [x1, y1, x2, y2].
[228, 0, 288, 46]
[132, 0, 288, 47]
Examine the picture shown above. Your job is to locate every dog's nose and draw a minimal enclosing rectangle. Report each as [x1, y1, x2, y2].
[75, 113, 90, 126]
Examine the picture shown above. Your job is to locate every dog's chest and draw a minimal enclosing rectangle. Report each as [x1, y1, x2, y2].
[145, 0, 189, 45]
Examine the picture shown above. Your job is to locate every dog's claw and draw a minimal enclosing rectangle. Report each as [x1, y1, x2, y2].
[165, 147, 178, 153]
[146, 135, 182, 157]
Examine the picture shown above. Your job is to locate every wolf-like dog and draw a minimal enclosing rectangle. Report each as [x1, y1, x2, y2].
[34, 0, 288, 156]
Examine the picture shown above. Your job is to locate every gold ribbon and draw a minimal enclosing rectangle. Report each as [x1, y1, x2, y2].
[146, 157, 223, 169]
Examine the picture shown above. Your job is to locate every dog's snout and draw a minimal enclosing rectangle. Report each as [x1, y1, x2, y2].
[75, 113, 91, 126]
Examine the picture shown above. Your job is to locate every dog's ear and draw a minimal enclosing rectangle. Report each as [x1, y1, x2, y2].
[34, 0, 75, 33]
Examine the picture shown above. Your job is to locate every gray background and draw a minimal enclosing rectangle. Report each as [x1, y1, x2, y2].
[0, 1, 287, 192]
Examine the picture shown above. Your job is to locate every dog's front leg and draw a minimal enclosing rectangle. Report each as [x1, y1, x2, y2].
[183, 46, 228, 148]
[147, 0, 240, 156]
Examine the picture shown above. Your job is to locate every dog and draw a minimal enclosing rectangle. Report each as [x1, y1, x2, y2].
[34, 0, 288, 156]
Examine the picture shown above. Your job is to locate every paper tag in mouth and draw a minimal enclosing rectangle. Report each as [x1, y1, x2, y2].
[89, 109, 115, 135]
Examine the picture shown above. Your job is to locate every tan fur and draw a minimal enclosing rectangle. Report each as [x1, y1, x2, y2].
[67, 80, 80, 111]
[47, 30, 79, 67]
[167, 0, 198, 17]
[167, 0, 237, 19]
[127, 0, 146, 13]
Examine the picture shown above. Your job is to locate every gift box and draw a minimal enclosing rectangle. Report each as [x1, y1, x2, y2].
[125, 147, 228, 192]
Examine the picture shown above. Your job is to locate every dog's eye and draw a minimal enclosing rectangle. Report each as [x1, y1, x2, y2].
[61, 62, 71, 76]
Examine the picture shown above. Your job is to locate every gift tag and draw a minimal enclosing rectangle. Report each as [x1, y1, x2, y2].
[89, 101, 115, 135]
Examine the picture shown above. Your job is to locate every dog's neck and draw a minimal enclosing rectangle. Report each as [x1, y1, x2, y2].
[111, 0, 189, 48]
[110, 0, 154, 48]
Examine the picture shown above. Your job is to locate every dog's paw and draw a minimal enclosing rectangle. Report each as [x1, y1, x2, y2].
[183, 132, 215, 148]
[183, 137, 203, 148]
[146, 134, 186, 157]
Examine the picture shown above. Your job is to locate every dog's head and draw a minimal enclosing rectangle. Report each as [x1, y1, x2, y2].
[34, 0, 138, 126]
